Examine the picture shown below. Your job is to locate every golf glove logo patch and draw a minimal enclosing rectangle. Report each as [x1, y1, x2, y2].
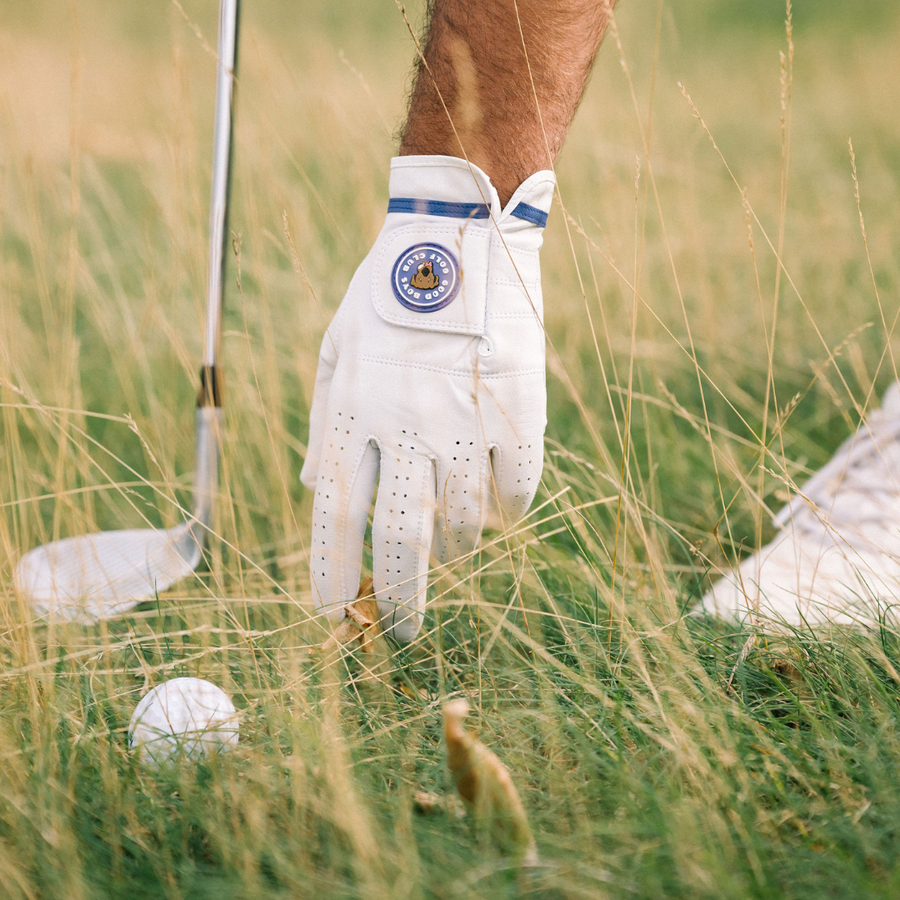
[391, 242, 460, 312]
[301, 155, 554, 643]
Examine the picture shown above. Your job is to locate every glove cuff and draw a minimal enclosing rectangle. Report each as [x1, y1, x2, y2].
[389, 155, 555, 227]
[372, 156, 555, 336]
[390, 155, 500, 217]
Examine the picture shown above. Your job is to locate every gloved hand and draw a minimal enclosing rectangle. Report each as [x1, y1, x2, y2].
[300, 155, 554, 642]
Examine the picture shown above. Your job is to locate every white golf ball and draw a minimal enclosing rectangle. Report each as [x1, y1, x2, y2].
[128, 677, 239, 765]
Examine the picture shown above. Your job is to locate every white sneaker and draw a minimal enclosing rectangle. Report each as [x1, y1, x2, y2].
[698, 382, 900, 628]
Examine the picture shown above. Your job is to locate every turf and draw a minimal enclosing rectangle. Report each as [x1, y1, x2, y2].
[2, 0, 900, 897]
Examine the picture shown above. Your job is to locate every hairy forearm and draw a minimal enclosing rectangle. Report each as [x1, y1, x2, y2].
[400, 0, 614, 204]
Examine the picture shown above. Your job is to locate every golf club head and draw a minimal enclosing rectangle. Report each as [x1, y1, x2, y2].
[14, 523, 202, 623]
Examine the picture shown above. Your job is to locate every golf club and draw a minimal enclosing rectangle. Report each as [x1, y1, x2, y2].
[14, 0, 240, 622]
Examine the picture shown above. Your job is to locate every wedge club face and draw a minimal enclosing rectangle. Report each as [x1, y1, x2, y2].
[15, 525, 202, 623]
[14, 408, 222, 622]
[14, 0, 239, 622]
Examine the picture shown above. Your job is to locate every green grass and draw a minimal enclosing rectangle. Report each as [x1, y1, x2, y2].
[3, 0, 900, 897]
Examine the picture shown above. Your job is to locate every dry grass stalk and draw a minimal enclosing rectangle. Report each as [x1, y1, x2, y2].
[443, 699, 537, 865]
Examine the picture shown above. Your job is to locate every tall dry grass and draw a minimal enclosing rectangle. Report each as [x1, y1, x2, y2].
[1, 1, 900, 897]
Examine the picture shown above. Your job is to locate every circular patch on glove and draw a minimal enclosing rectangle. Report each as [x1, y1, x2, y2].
[391, 243, 460, 313]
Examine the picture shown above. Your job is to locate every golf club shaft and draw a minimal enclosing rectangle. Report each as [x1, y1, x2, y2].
[194, 0, 239, 532]
[202, 0, 240, 388]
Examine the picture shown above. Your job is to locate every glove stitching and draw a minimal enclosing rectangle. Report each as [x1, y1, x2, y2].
[355, 354, 543, 379]
[486, 311, 542, 320]
[488, 278, 540, 288]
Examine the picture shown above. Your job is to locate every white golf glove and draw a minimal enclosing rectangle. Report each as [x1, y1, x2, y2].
[300, 155, 554, 642]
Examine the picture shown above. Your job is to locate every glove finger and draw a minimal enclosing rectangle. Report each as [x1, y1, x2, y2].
[487, 435, 544, 526]
[300, 334, 338, 490]
[309, 433, 379, 624]
[372, 445, 436, 644]
[433, 444, 490, 564]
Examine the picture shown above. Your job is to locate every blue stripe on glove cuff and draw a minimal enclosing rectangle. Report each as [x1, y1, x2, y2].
[388, 197, 549, 227]
[387, 198, 491, 219]
[509, 201, 548, 227]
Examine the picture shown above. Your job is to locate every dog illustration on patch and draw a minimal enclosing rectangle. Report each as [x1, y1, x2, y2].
[410, 260, 440, 290]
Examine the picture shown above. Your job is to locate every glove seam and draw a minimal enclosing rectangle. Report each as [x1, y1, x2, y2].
[488, 278, 540, 288]
[356, 354, 543, 379]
